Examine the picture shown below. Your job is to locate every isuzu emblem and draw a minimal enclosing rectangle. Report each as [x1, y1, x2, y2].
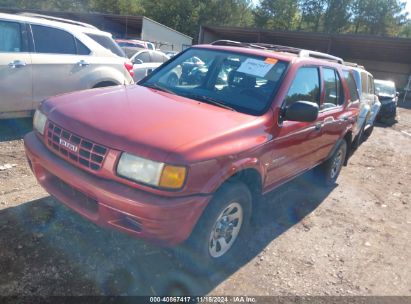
[59, 138, 78, 152]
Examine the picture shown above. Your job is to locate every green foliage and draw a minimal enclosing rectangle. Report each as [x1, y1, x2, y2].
[254, 0, 300, 30]
[0, 0, 409, 38]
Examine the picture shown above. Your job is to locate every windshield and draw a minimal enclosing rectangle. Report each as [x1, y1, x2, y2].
[375, 81, 396, 96]
[139, 48, 289, 115]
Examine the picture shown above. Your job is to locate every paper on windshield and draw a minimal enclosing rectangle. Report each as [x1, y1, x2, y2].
[237, 58, 274, 78]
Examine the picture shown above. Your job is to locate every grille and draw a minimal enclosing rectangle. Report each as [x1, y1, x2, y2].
[47, 121, 108, 171]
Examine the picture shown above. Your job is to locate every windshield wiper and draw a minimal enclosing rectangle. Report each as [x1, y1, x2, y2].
[182, 93, 237, 112]
[143, 83, 176, 95]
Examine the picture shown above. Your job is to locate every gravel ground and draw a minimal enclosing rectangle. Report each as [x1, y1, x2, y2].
[0, 105, 410, 297]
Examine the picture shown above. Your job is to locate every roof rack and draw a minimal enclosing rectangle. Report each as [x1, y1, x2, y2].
[211, 40, 344, 64]
[18, 13, 98, 29]
[344, 61, 365, 69]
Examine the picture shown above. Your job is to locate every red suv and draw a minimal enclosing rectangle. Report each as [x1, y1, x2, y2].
[24, 40, 360, 269]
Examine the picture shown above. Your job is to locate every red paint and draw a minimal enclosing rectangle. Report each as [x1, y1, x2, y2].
[24, 45, 359, 245]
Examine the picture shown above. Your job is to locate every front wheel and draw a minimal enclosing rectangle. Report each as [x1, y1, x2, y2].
[316, 140, 347, 187]
[174, 181, 252, 273]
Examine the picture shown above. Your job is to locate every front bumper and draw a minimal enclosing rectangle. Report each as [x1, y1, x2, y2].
[24, 132, 211, 246]
[378, 101, 397, 119]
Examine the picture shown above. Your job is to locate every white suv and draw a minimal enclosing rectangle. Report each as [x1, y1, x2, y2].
[0, 13, 134, 119]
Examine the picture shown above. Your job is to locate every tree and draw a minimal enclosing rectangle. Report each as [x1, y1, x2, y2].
[323, 0, 352, 33]
[298, 0, 327, 31]
[254, 0, 300, 30]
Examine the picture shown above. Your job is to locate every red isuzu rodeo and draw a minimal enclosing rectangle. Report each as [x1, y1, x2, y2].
[24, 40, 360, 269]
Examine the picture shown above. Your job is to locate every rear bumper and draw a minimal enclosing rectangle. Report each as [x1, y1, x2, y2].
[24, 132, 211, 246]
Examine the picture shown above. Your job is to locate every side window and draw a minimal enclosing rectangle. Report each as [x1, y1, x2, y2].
[361, 72, 368, 95]
[75, 38, 90, 55]
[0, 20, 22, 52]
[323, 68, 344, 109]
[368, 75, 374, 94]
[284, 67, 320, 107]
[343, 70, 360, 101]
[136, 51, 150, 63]
[152, 52, 164, 63]
[31, 25, 76, 54]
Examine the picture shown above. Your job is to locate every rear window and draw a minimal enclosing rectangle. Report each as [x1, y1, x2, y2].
[86, 33, 125, 57]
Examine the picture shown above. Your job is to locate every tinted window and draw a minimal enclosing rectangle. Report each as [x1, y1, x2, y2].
[323, 68, 344, 108]
[284, 67, 320, 107]
[343, 70, 360, 101]
[75, 38, 90, 55]
[0, 21, 21, 52]
[86, 33, 125, 57]
[368, 75, 374, 94]
[135, 51, 150, 63]
[32, 25, 76, 54]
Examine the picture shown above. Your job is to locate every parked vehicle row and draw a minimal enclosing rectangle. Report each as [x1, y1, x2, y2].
[25, 39, 369, 270]
[115, 38, 156, 58]
[0, 12, 134, 119]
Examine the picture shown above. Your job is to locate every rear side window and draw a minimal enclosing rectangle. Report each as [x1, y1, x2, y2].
[31, 25, 76, 54]
[0, 20, 22, 52]
[368, 75, 374, 94]
[284, 67, 320, 107]
[152, 52, 168, 62]
[135, 51, 150, 63]
[86, 33, 125, 57]
[343, 70, 360, 101]
[323, 68, 344, 109]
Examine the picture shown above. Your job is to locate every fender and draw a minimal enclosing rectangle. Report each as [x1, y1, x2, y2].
[202, 157, 264, 194]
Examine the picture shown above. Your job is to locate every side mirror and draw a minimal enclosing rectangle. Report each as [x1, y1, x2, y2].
[284, 101, 319, 122]
[396, 91, 400, 97]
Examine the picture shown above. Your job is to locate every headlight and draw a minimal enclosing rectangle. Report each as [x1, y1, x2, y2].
[33, 110, 47, 135]
[117, 153, 186, 189]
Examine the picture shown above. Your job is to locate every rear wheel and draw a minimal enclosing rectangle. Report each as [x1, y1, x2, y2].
[174, 181, 252, 274]
[316, 140, 347, 187]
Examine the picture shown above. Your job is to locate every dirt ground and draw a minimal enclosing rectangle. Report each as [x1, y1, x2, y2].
[0, 104, 410, 297]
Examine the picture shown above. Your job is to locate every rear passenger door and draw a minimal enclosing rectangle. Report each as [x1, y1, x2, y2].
[29, 24, 93, 108]
[316, 67, 347, 159]
[0, 19, 32, 116]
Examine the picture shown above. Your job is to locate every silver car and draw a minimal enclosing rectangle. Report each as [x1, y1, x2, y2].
[346, 64, 381, 145]
[0, 13, 134, 119]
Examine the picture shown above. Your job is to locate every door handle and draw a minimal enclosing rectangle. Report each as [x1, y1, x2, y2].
[77, 60, 89, 67]
[315, 122, 323, 130]
[8, 60, 26, 68]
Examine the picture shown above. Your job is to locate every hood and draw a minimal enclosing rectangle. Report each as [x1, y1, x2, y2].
[42, 85, 264, 163]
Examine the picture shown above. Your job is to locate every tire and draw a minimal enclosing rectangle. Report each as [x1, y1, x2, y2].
[353, 123, 365, 149]
[316, 140, 347, 187]
[174, 181, 252, 274]
[363, 125, 374, 139]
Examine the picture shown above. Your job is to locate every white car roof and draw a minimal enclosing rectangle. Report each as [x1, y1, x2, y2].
[0, 12, 112, 37]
